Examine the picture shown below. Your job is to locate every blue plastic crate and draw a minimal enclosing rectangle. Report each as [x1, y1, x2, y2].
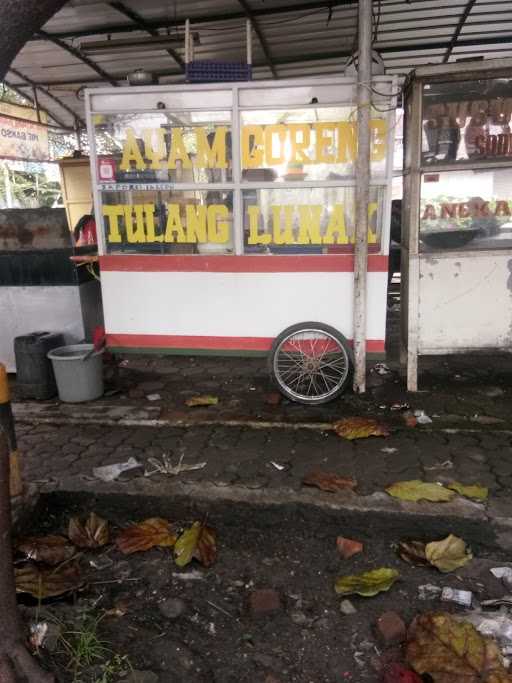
[186, 60, 252, 83]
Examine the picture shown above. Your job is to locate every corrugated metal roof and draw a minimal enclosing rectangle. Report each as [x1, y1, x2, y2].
[4, 0, 512, 128]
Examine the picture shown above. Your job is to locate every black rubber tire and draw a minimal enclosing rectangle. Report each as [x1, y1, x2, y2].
[268, 321, 353, 405]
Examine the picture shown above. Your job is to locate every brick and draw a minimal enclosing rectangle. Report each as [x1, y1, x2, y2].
[249, 589, 282, 616]
[376, 611, 406, 645]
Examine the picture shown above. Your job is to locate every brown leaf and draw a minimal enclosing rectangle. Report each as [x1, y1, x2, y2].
[115, 518, 177, 555]
[175, 522, 217, 568]
[15, 561, 83, 599]
[398, 540, 429, 567]
[333, 417, 390, 440]
[407, 612, 512, 683]
[16, 535, 76, 566]
[264, 392, 282, 406]
[68, 512, 109, 549]
[336, 536, 363, 559]
[303, 470, 357, 493]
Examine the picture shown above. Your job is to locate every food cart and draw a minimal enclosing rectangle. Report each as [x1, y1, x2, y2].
[401, 58, 512, 390]
[85, 76, 396, 403]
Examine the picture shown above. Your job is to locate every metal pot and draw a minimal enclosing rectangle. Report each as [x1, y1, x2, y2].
[127, 69, 156, 86]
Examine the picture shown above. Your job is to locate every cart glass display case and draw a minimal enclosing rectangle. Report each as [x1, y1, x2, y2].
[402, 60, 512, 390]
[86, 77, 396, 403]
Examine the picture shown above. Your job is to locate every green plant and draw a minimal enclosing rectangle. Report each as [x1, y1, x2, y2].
[58, 613, 110, 682]
[96, 653, 131, 683]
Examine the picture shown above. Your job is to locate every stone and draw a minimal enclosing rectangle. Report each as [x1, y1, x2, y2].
[340, 599, 357, 615]
[289, 610, 309, 626]
[376, 611, 406, 645]
[158, 597, 187, 620]
[249, 589, 282, 616]
[126, 672, 159, 683]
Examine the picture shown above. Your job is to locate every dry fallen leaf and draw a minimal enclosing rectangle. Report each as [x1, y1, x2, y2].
[16, 535, 76, 566]
[15, 561, 83, 599]
[68, 512, 109, 549]
[185, 395, 219, 407]
[425, 534, 473, 573]
[115, 518, 177, 555]
[447, 482, 489, 502]
[403, 412, 418, 428]
[407, 612, 512, 683]
[303, 470, 357, 493]
[174, 522, 217, 568]
[264, 392, 282, 406]
[336, 536, 363, 559]
[398, 540, 430, 567]
[386, 480, 456, 503]
[335, 567, 399, 597]
[333, 417, 390, 440]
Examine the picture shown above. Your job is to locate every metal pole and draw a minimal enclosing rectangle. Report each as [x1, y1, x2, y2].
[353, 0, 372, 394]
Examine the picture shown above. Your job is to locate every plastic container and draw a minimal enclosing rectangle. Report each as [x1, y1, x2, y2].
[47, 344, 104, 403]
[14, 332, 64, 400]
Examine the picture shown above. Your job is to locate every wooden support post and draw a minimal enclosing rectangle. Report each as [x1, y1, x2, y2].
[353, 0, 372, 393]
[0, 364, 22, 497]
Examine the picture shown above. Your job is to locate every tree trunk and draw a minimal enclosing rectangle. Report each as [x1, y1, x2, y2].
[0, 432, 53, 683]
[0, 0, 67, 80]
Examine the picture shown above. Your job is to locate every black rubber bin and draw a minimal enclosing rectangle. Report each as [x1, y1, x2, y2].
[14, 332, 64, 400]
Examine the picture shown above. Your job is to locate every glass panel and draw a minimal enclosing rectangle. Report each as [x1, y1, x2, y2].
[238, 84, 356, 107]
[422, 78, 512, 166]
[240, 107, 388, 181]
[93, 111, 232, 184]
[242, 186, 383, 254]
[101, 189, 234, 254]
[420, 168, 512, 251]
[91, 89, 232, 113]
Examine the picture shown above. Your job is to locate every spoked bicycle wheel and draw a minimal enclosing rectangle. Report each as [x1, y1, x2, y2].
[269, 322, 353, 405]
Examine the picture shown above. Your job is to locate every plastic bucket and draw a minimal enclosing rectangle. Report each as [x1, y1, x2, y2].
[47, 344, 104, 403]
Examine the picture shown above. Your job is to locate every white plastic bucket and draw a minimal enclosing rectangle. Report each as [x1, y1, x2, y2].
[47, 344, 104, 403]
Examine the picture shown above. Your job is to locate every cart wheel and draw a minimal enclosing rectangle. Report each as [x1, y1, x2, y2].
[269, 322, 353, 405]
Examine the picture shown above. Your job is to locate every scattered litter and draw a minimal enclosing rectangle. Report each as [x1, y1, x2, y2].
[334, 417, 390, 440]
[414, 409, 433, 425]
[172, 570, 205, 581]
[269, 461, 287, 471]
[441, 587, 473, 607]
[373, 363, 391, 375]
[490, 567, 512, 591]
[418, 584, 442, 600]
[93, 457, 142, 482]
[336, 536, 363, 559]
[424, 460, 453, 471]
[207, 600, 233, 618]
[145, 452, 207, 478]
[340, 599, 357, 615]
[403, 411, 418, 428]
[303, 469, 357, 493]
[15, 561, 83, 599]
[461, 610, 512, 652]
[146, 393, 161, 401]
[29, 622, 48, 649]
[118, 359, 129, 368]
[89, 555, 114, 570]
[185, 395, 219, 407]
[335, 567, 399, 597]
[480, 596, 512, 609]
[208, 622, 216, 636]
[17, 535, 75, 566]
[381, 447, 398, 454]
[390, 403, 410, 411]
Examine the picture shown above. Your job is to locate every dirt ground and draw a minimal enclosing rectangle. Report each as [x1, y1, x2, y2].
[15, 492, 512, 683]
